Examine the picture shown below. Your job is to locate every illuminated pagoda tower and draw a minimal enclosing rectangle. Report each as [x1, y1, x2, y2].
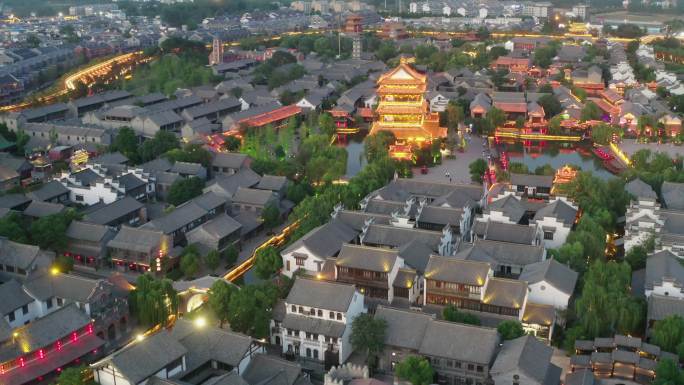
[344, 14, 363, 60]
[369, 57, 446, 158]
[209, 36, 223, 66]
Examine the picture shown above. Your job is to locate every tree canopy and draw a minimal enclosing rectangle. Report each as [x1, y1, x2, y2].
[129, 274, 178, 328]
[254, 246, 283, 280]
[167, 177, 205, 206]
[395, 356, 434, 385]
[351, 313, 387, 366]
[443, 305, 480, 325]
[226, 282, 279, 338]
[208, 279, 238, 327]
[497, 320, 525, 340]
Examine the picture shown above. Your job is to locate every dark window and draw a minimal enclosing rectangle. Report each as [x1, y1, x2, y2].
[8, 311, 15, 322]
[295, 257, 305, 266]
[57, 298, 64, 306]
[468, 364, 475, 371]
[336, 313, 342, 321]
[317, 309, 322, 317]
[291, 305, 296, 312]
[544, 231, 554, 240]
[476, 365, 483, 373]
[46, 299, 53, 309]
[329, 311, 335, 319]
[22, 305, 28, 315]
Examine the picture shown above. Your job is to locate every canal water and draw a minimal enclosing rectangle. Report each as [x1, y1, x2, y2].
[340, 135, 367, 178]
[495, 140, 614, 180]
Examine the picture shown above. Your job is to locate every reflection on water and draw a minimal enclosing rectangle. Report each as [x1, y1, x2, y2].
[496, 141, 614, 180]
[340, 135, 367, 178]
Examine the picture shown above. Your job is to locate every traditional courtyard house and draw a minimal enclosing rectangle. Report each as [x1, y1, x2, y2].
[455, 238, 546, 278]
[281, 220, 358, 277]
[107, 226, 172, 273]
[481, 195, 527, 225]
[644, 249, 684, 299]
[211, 152, 250, 177]
[334, 243, 410, 303]
[142, 192, 227, 246]
[471, 220, 543, 246]
[509, 173, 554, 200]
[662, 182, 684, 210]
[92, 319, 262, 385]
[490, 335, 561, 385]
[185, 213, 243, 254]
[530, 199, 578, 248]
[423, 256, 492, 310]
[0, 304, 105, 385]
[571, 335, 676, 383]
[26, 180, 70, 203]
[272, 278, 365, 366]
[470, 93, 491, 119]
[490, 56, 532, 74]
[82, 196, 147, 229]
[375, 306, 501, 385]
[0, 237, 53, 281]
[64, 221, 116, 268]
[519, 258, 578, 310]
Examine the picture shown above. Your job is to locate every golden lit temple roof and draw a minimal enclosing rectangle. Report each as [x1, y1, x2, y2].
[376, 58, 426, 86]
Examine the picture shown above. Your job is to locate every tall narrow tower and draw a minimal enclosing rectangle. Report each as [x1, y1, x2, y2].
[209, 36, 223, 65]
[344, 14, 363, 60]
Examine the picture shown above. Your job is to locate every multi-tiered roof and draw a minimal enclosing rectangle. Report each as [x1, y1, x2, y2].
[369, 58, 446, 143]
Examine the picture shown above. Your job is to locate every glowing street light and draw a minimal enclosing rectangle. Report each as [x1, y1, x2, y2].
[194, 317, 207, 328]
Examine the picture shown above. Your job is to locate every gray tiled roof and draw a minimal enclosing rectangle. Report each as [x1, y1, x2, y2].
[27, 180, 69, 202]
[286, 278, 356, 312]
[170, 319, 253, 372]
[233, 187, 276, 206]
[23, 200, 66, 218]
[375, 306, 434, 350]
[98, 330, 188, 384]
[397, 239, 434, 274]
[83, 196, 144, 225]
[532, 199, 578, 227]
[564, 369, 595, 385]
[108, 226, 164, 253]
[482, 277, 527, 309]
[491, 335, 559, 385]
[486, 195, 525, 223]
[92, 152, 128, 165]
[335, 210, 391, 231]
[283, 219, 357, 259]
[645, 250, 684, 290]
[14, 303, 94, 354]
[0, 194, 31, 209]
[336, 244, 398, 272]
[0, 237, 53, 270]
[23, 270, 104, 303]
[662, 181, 684, 210]
[510, 173, 554, 188]
[519, 258, 578, 296]
[204, 168, 262, 198]
[212, 152, 249, 169]
[459, 238, 545, 267]
[648, 294, 684, 322]
[424, 255, 490, 286]
[170, 161, 204, 176]
[281, 313, 346, 337]
[242, 355, 306, 385]
[187, 213, 242, 241]
[256, 175, 288, 192]
[362, 224, 443, 250]
[417, 206, 463, 227]
[472, 220, 538, 244]
[0, 279, 33, 316]
[626, 178, 657, 200]
[418, 319, 500, 365]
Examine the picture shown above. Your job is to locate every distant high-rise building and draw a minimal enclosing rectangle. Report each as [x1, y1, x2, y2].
[572, 4, 589, 20]
[209, 37, 223, 66]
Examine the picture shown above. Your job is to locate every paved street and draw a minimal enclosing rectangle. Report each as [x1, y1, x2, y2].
[619, 139, 684, 157]
[412, 135, 489, 184]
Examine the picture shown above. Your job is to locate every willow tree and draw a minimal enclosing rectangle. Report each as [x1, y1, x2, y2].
[129, 274, 179, 328]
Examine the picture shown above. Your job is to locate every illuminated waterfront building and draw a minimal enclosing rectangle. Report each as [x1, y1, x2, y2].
[369, 58, 446, 156]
